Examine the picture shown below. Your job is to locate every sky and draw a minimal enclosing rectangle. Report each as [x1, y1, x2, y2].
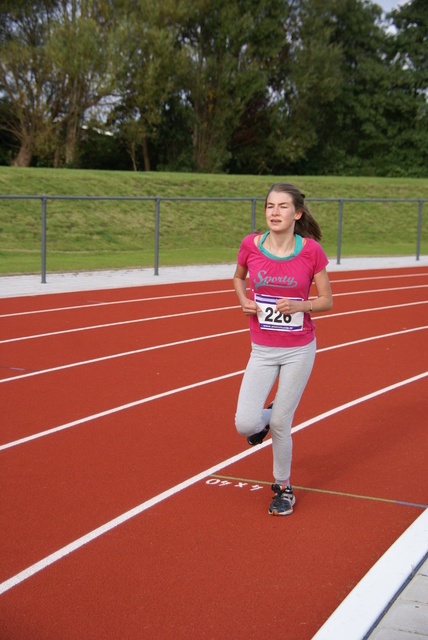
[375, 0, 404, 12]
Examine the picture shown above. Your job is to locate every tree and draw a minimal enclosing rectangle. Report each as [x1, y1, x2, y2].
[290, 0, 395, 174]
[108, 0, 184, 171]
[0, 0, 114, 167]
[179, 0, 343, 175]
[388, 0, 428, 94]
[47, 0, 115, 166]
[226, 0, 299, 174]
[269, 0, 343, 172]
[1, 0, 425, 175]
[178, 0, 283, 172]
[0, 1, 61, 166]
[291, 0, 428, 176]
[379, 0, 428, 175]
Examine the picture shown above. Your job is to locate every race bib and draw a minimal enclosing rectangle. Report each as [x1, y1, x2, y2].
[255, 293, 304, 332]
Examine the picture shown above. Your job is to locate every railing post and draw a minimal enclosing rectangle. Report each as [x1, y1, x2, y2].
[416, 200, 423, 261]
[154, 197, 160, 276]
[251, 198, 257, 232]
[41, 196, 47, 283]
[337, 199, 343, 264]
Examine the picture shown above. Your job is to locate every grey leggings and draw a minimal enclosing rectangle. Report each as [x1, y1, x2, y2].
[235, 339, 316, 485]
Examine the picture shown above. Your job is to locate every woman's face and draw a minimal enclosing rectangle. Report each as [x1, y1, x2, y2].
[265, 190, 302, 232]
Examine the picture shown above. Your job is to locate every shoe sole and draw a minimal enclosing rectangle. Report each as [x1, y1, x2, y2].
[247, 430, 269, 446]
[269, 507, 294, 516]
[247, 437, 267, 446]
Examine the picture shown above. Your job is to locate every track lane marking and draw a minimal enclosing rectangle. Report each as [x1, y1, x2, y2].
[0, 347, 426, 452]
[0, 329, 248, 383]
[331, 273, 427, 284]
[0, 305, 239, 343]
[0, 370, 246, 450]
[1, 299, 427, 344]
[1, 371, 426, 595]
[0, 325, 426, 385]
[311, 510, 428, 640]
[0, 289, 235, 318]
[317, 325, 428, 353]
[209, 475, 428, 509]
[335, 284, 427, 297]
[1, 274, 426, 319]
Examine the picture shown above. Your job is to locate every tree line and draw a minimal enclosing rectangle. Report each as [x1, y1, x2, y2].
[0, 0, 427, 176]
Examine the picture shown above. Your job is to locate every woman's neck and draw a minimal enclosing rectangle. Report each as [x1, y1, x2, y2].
[265, 231, 296, 257]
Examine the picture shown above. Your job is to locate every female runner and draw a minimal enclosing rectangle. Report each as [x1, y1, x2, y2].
[233, 182, 333, 516]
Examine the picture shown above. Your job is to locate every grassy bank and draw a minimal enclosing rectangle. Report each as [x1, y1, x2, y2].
[0, 167, 427, 274]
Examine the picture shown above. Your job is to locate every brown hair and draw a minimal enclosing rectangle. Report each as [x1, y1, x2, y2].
[265, 182, 322, 242]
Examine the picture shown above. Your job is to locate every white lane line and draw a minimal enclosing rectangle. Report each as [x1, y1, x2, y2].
[0, 370, 246, 451]
[1, 273, 426, 319]
[333, 284, 427, 297]
[311, 508, 428, 640]
[0, 289, 234, 319]
[331, 273, 428, 284]
[0, 329, 248, 384]
[0, 448, 251, 596]
[289, 372, 427, 435]
[314, 300, 427, 321]
[1, 334, 426, 451]
[1, 371, 426, 596]
[316, 326, 427, 354]
[1, 325, 426, 385]
[0, 305, 239, 344]
[1, 298, 427, 345]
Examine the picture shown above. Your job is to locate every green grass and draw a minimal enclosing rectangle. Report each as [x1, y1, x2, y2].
[0, 167, 427, 274]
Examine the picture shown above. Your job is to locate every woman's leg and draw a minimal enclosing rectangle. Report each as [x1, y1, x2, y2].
[235, 344, 278, 438]
[270, 340, 316, 485]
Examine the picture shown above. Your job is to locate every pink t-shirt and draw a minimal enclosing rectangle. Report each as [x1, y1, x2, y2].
[237, 233, 329, 347]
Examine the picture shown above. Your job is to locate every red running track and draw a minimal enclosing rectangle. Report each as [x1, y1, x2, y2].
[0, 267, 427, 639]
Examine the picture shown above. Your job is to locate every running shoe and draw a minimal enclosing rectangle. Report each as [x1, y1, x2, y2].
[268, 484, 296, 516]
[247, 402, 273, 446]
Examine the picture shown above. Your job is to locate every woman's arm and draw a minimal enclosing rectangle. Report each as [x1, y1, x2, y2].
[233, 264, 259, 316]
[311, 268, 333, 313]
[275, 268, 333, 315]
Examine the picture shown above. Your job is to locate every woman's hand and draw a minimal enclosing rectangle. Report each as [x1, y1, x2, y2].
[241, 298, 260, 316]
[275, 297, 302, 315]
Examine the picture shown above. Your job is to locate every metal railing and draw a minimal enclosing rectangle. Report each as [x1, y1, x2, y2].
[0, 194, 426, 282]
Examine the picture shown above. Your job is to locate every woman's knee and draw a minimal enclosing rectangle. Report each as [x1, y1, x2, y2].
[235, 412, 260, 436]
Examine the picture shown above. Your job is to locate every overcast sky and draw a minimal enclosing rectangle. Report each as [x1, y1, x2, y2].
[375, 0, 405, 12]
